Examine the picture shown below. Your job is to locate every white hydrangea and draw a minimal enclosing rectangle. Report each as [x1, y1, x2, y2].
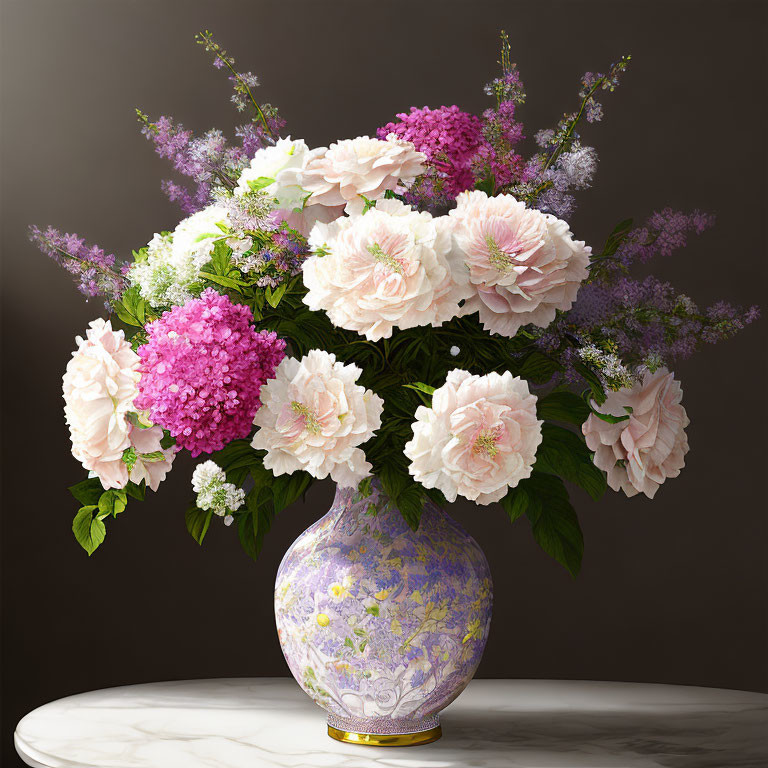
[129, 204, 246, 309]
[191, 460, 245, 517]
[128, 233, 199, 308]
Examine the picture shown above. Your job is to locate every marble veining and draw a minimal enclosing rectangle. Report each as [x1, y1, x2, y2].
[14, 678, 768, 768]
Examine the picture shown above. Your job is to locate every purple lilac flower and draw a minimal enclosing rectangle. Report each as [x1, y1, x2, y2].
[29, 226, 126, 308]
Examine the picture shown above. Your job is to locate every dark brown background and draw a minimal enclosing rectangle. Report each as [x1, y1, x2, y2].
[1, 1, 766, 765]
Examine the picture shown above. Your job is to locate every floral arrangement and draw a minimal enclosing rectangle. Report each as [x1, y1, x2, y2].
[33, 31, 758, 576]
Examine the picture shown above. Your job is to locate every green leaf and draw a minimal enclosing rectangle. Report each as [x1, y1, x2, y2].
[395, 484, 424, 531]
[574, 362, 607, 405]
[68, 478, 104, 506]
[357, 476, 373, 498]
[112, 286, 147, 328]
[271, 471, 313, 514]
[474, 175, 495, 196]
[537, 391, 591, 426]
[72, 506, 106, 556]
[507, 472, 584, 577]
[600, 217, 634, 258]
[587, 401, 632, 424]
[98, 489, 127, 518]
[535, 423, 607, 501]
[237, 487, 275, 561]
[198, 271, 245, 291]
[518, 351, 561, 384]
[247, 176, 275, 192]
[500, 487, 528, 523]
[125, 481, 146, 501]
[265, 283, 287, 308]
[185, 505, 213, 545]
[403, 382, 435, 396]
[365, 605, 380, 617]
[160, 433, 176, 450]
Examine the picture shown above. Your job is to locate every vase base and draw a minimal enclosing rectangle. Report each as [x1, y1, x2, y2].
[327, 724, 442, 747]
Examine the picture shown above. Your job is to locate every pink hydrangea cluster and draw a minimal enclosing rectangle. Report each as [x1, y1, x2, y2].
[378, 105, 483, 198]
[135, 288, 285, 456]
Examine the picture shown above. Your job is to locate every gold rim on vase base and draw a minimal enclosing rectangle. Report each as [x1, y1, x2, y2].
[327, 724, 442, 747]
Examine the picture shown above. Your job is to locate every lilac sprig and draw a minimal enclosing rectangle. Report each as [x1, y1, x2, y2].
[137, 111, 279, 214]
[195, 30, 279, 144]
[29, 226, 127, 308]
[514, 56, 630, 215]
[590, 208, 717, 276]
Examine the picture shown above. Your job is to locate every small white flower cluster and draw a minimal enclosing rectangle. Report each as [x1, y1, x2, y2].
[191, 461, 245, 521]
[578, 344, 636, 391]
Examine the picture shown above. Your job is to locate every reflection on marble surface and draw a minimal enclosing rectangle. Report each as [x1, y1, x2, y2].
[14, 677, 768, 768]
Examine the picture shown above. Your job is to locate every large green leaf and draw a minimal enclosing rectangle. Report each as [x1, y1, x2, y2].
[72, 506, 106, 556]
[518, 351, 561, 384]
[98, 489, 127, 518]
[504, 472, 584, 577]
[534, 423, 607, 501]
[68, 478, 104, 506]
[185, 505, 213, 545]
[238, 487, 275, 561]
[537, 391, 591, 426]
[271, 471, 313, 514]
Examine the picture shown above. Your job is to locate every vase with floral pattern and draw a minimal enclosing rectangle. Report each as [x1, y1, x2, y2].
[274, 480, 492, 746]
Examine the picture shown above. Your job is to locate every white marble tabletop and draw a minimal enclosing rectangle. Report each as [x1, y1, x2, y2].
[14, 677, 768, 768]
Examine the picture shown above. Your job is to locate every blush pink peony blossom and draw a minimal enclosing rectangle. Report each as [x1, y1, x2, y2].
[301, 135, 426, 208]
[448, 190, 590, 337]
[302, 198, 471, 341]
[252, 350, 384, 487]
[127, 424, 176, 491]
[405, 369, 542, 505]
[582, 368, 689, 499]
[63, 319, 141, 490]
[135, 289, 286, 456]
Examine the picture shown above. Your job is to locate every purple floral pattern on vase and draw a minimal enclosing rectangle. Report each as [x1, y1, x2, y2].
[274, 480, 492, 736]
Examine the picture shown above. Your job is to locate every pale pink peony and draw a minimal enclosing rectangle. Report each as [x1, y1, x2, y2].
[127, 424, 176, 492]
[252, 350, 384, 487]
[301, 135, 426, 208]
[302, 198, 471, 341]
[405, 369, 542, 505]
[448, 190, 590, 337]
[582, 368, 689, 499]
[63, 319, 141, 489]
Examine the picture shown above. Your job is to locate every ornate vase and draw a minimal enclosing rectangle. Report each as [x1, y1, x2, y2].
[274, 480, 492, 746]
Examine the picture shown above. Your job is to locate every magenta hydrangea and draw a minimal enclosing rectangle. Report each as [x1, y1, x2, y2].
[135, 288, 285, 456]
[378, 105, 483, 198]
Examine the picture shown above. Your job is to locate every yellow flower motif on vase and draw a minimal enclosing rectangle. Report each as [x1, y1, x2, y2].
[462, 618, 483, 644]
[316, 613, 331, 627]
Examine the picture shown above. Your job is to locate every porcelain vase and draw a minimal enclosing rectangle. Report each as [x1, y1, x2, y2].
[274, 480, 492, 746]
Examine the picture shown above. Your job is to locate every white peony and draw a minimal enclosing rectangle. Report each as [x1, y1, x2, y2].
[235, 137, 321, 211]
[405, 369, 542, 505]
[302, 198, 471, 341]
[63, 319, 141, 489]
[582, 368, 689, 499]
[301, 135, 426, 208]
[252, 350, 384, 487]
[448, 191, 591, 337]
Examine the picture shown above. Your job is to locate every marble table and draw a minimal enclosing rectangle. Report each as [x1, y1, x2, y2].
[14, 677, 768, 768]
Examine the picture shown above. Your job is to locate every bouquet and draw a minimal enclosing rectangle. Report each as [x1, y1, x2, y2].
[32, 31, 758, 577]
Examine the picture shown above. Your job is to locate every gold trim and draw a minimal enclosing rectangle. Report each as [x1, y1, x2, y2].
[327, 724, 442, 747]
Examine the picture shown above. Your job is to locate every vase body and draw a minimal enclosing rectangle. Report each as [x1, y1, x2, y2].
[274, 481, 492, 744]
